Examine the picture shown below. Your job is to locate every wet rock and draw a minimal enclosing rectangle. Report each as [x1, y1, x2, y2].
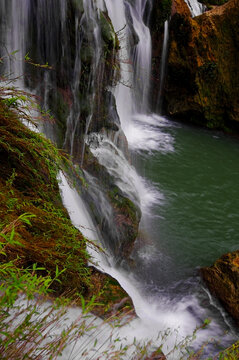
[167, 0, 239, 130]
[151, 0, 239, 131]
[201, 250, 239, 325]
[150, 0, 172, 107]
[87, 267, 135, 318]
[99, 11, 117, 49]
[81, 147, 141, 261]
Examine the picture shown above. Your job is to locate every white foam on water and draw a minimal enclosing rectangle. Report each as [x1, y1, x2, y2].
[124, 113, 175, 153]
[86, 132, 164, 213]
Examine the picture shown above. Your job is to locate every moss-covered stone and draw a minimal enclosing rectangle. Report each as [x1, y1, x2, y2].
[0, 99, 93, 295]
[100, 11, 117, 49]
[82, 145, 141, 260]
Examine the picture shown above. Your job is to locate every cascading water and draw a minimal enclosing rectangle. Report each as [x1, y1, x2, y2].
[63, 0, 104, 160]
[0, 0, 238, 358]
[157, 20, 169, 114]
[125, 0, 152, 113]
[104, 0, 172, 153]
[184, 0, 206, 17]
[0, 0, 29, 84]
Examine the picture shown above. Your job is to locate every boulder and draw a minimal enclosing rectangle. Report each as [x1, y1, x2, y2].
[201, 250, 239, 325]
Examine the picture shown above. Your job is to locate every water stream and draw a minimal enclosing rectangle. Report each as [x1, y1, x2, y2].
[184, 0, 206, 17]
[157, 20, 169, 114]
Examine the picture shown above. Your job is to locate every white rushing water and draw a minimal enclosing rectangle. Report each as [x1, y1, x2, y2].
[158, 20, 169, 113]
[104, 0, 155, 151]
[103, 0, 175, 154]
[184, 0, 206, 17]
[58, 172, 231, 359]
[64, 0, 103, 159]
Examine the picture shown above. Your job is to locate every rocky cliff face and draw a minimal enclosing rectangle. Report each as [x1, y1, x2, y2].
[151, 0, 239, 132]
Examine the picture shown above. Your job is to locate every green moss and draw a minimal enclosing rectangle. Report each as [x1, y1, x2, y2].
[108, 187, 139, 223]
[80, 42, 95, 65]
[100, 11, 117, 50]
[0, 99, 91, 296]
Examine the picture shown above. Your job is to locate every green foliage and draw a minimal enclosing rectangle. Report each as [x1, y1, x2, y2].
[24, 52, 53, 69]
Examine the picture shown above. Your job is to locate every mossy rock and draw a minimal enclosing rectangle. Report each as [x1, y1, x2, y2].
[0, 99, 92, 295]
[82, 146, 141, 259]
[80, 42, 95, 65]
[100, 11, 116, 50]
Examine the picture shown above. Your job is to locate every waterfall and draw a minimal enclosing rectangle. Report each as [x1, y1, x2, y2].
[105, 0, 152, 116]
[184, 0, 206, 17]
[126, 0, 152, 113]
[63, 0, 104, 160]
[157, 20, 169, 114]
[1, 1, 234, 357]
[0, 0, 113, 157]
[105, 0, 173, 153]
[0, 0, 29, 85]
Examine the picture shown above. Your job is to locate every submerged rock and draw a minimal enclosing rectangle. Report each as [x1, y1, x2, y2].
[201, 250, 239, 325]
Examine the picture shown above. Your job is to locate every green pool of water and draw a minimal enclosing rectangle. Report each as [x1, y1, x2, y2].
[134, 121, 239, 288]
